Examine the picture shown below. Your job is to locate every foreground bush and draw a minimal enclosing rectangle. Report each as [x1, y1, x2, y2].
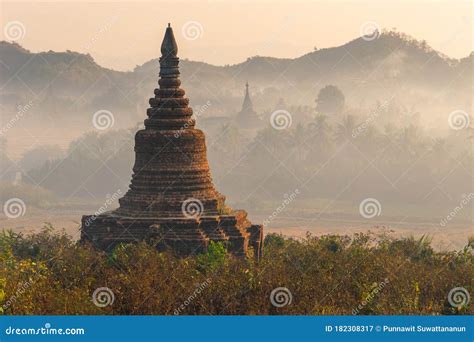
[0, 227, 472, 315]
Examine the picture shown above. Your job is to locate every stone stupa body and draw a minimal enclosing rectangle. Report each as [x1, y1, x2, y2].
[81, 25, 263, 259]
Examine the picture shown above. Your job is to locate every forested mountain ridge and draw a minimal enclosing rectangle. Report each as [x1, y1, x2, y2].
[1, 30, 471, 118]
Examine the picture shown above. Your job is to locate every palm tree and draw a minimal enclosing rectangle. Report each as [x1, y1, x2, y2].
[308, 113, 332, 155]
[334, 115, 358, 144]
[397, 124, 422, 158]
[358, 125, 382, 157]
[215, 123, 243, 160]
[379, 123, 400, 166]
[290, 123, 308, 163]
[430, 138, 449, 178]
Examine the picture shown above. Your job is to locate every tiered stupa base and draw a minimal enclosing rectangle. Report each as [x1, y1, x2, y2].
[82, 211, 262, 259]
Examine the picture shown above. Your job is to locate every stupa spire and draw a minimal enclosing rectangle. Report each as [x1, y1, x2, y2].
[236, 81, 262, 128]
[241, 81, 253, 112]
[145, 23, 194, 130]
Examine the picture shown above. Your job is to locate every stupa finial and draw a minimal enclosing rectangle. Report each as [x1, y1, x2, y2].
[161, 23, 178, 57]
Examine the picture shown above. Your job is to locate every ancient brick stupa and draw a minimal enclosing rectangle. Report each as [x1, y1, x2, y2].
[81, 24, 263, 259]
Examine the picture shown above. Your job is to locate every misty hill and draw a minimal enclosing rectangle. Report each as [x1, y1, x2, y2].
[1, 31, 472, 224]
[135, 31, 472, 107]
[0, 31, 472, 121]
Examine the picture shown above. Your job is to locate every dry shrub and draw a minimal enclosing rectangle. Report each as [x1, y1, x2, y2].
[0, 228, 472, 315]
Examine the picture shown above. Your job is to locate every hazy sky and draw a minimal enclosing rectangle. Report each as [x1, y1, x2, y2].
[1, 0, 472, 71]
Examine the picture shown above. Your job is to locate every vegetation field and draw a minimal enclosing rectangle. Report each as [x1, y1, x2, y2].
[1, 227, 471, 315]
